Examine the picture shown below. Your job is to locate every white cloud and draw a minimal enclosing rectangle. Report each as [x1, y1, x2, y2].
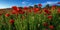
[21, 1, 29, 6]
[22, 1, 29, 4]
[46, 1, 58, 5]
[21, 1, 34, 6]
[41, 1, 58, 8]
[22, 2, 25, 4]
[27, 3, 33, 6]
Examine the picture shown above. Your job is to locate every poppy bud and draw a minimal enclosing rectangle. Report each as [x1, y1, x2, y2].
[49, 25, 54, 29]
[48, 15, 52, 20]
[5, 13, 10, 17]
[9, 19, 14, 24]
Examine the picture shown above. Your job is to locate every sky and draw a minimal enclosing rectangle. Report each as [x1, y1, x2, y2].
[0, 0, 60, 9]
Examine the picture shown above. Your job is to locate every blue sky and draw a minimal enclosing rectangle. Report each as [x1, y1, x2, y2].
[0, 0, 60, 9]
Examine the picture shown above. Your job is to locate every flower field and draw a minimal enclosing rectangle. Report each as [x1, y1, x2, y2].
[0, 4, 60, 30]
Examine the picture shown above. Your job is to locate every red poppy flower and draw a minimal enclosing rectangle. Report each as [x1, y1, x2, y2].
[44, 10, 49, 13]
[19, 10, 25, 14]
[11, 10, 18, 14]
[44, 9, 51, 14]
[57, 8, 60, 13]
[51, 5, 56, 10]
[5, 13, 10, 17]
[24, 6, 28, 10]
[49, 25, 54, 29]
[38, 4, 42, 7]
[9, 19, 14, 24]
[43, 22, 48, 26]
[57, 2, 60, 4]
[48, 15, 52, 20]
[12, 6, 19, 11]
[33, 8, 39, 13]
